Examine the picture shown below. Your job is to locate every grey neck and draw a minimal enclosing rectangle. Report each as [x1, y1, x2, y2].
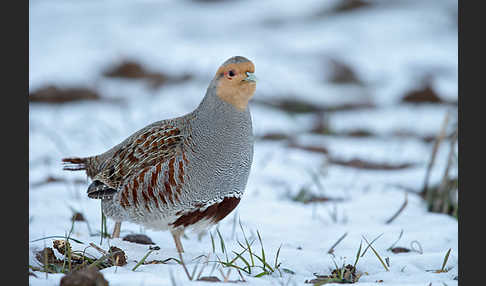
[193, 79, 251, 126]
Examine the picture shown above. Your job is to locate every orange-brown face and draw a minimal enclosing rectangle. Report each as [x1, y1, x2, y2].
[214, 60, 256, 111]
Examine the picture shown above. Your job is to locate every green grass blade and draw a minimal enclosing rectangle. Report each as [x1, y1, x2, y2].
[274, 244, 282, 270]
[254, 271, 270, 277]
[441, 248, 452, 272]
[210, 232, 215, 253]
[132, 249, 155, 271]
[256, 230, 266, 269]
[387, 229, 404, 251]
[362, 236, 389, 272]
[253, 252, 274, 273]
[231, 250, 251, 270]
[216, 228, 226, 254]
[353, 241, 363, 269]
[361, 233, 383, 257]
[239, 220, 255, 267]
[229, 245, 249, 264]
[216, 260, 250, 274]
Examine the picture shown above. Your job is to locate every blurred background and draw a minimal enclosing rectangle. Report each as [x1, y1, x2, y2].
[29, 0, 458, 284]
[29, 0, 458, 209]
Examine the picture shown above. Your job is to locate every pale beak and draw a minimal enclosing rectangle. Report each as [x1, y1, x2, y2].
[244, 72, 257, 82]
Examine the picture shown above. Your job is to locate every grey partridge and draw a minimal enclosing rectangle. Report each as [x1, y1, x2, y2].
[62, 56, 257, 253]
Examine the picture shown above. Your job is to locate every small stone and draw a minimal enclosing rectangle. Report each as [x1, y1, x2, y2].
[60, 267, 108, 286]
[198, 276, 221, 282]
[122, 234, 155, 245]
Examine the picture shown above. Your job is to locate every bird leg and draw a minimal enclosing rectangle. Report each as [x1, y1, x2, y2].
[171, 229, 185, 253]
[112, 221, 122, 238]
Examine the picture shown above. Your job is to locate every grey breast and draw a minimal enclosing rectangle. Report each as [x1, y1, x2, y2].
[183, 89, 254, 206]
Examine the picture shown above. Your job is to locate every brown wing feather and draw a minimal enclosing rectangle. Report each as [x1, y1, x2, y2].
[93, 123, 184, 190]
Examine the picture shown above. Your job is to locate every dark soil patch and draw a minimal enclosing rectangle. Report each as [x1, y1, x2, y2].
[329, 158, 414, 170]
[197, 276, 243, 283]
[198, 276, 222, 282]
[306, 196, 341, 203]
[391, 130, 437, 143]
[342, 129, 375, 137]
[290, 188, 343, 204]
[253, 98, 324, 114]
[310, 126, 375, 138]
[253, 97, 375, 114]
[103, 60, 149, 79]
[257, 132, 292, 141]
[71, 212, 86, 222]
[103, 60, 192, 89]
[288, 142, 329, 154]
[390, 247, 411, 254]
[402, 83, 443, 104]
[332, 0, 372, 13]
[31, 176, 85, 188]
[327, 59, 363, 85]
[328, 101, 375, 112]
[60, 267, 108, 286]
[315, 0, 373, 18]
[122, 234, 155, 245]
[29, 86, 101, 104]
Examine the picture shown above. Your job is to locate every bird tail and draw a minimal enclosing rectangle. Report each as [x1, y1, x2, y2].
[62, 157, 88, 171]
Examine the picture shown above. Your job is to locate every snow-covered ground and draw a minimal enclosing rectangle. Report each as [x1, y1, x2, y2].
[29, 0, 458, 285]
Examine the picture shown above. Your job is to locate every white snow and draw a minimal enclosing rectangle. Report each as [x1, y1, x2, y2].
[29, 0, 458, 285]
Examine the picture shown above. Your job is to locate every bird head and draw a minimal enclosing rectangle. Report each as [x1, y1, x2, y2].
[213, 56, 256, 111]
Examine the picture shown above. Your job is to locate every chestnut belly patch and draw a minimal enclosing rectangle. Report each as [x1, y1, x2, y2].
[171, 197, 241, 228]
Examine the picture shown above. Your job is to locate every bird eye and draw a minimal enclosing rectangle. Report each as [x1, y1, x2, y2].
[228, 70, 235, 77]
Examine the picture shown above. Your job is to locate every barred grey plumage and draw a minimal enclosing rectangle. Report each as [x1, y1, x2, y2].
[62, 56, 256, 252]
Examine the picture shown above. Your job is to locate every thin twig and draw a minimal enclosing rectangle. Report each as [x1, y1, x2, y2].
[327, 232, 348, 254]
[440, 248, 452, 272]
[89, 243, 108, 255]
[385, 192, 408, 224]
[362, 236, 389, 272]
[434, 127, 458, 213]
[387, 229, 404, 251]
[360, 233, 383, 257]
[422, 111, 450, 196]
